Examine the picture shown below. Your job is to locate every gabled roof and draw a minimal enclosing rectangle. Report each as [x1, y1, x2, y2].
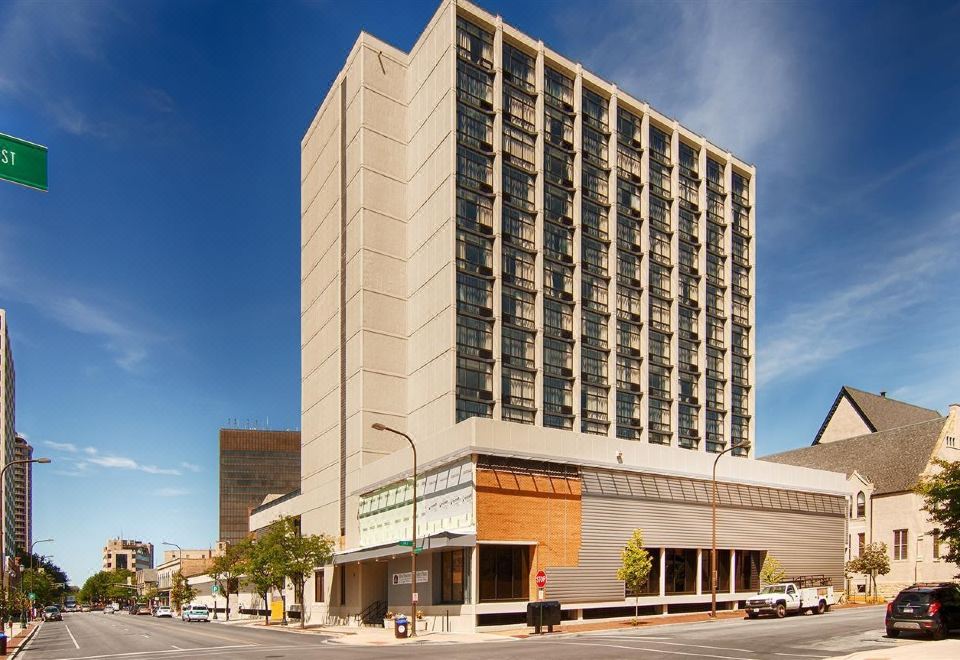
[813, 386, 940, 445]
[763, 417, 947, 495]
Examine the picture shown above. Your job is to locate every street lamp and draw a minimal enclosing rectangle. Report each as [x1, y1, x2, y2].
[0, 458, 51, 592]
[710, 441, 750, 619]
[371, 422, 417, 637]
[26, 539, 53, 618]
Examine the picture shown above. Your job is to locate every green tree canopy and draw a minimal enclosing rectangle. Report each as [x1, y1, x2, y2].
[209, 542, 245, 620]
[170, 571, 197, 612]
[918, 458, 960, 572]
[759, 554, 786, 586]
[846, 542, 890, 597]
[616, 529, 653, 624]
[273, 516, 334, 628]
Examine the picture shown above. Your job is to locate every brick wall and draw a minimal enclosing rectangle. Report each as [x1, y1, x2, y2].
[476, 468, 582, 596]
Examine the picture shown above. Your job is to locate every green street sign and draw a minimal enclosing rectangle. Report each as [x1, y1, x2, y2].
[212, 585, 219, 594]
[397, 541, 413, 547]
[414, 548, 423, 554]
[28, 592, 35, 601]
[0, 132, 48, 192]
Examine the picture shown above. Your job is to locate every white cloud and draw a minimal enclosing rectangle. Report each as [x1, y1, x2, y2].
[83, 447, 98, 456]
[45, 440, 78, 453]
[86, 454, 181, 476]
[758, 220, 960, 386]
[154, 487, 190, 497]
[180, 462, 201, 473]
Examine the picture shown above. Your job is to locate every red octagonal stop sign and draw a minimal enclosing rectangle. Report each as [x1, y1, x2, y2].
[536, 570, 547, 589]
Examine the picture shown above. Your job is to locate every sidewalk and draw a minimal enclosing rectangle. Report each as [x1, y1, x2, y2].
[830, 639, 960, 659]
[3, 621, 41, 658]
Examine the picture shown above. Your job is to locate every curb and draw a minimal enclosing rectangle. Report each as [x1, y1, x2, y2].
[7, 622, 41, 659]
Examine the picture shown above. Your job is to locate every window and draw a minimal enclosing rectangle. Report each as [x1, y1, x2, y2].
[503, 86, 536, 132]
[933, 531, 941, 560]
[314, 570, 325, 603]
[503, 368, 535, 411]
[893, 529, 908, 560]
[664, 548, 696, 594]
[502, 288, 536, 329]
[503, 166, 535, 211]
[736, 550, 762, 592]
[440, 549, 465, 604]
[617, 108, 642, 146]
[650, 126, 671, 163]
[503, 44, 535, 92]
[583, 310, 609, 348]
[582, 88, 608, 131]
[457, 187, 493, 234]
[948, 436, 957, 448]
[858, 533, 865, 556]
[503, 206, 535, 249]
[503, 125, 535, 168]
[457, 60, 492, 108]
[502, 326, 534, 369]
[544, 221, 573, 261]
[582, 127, 608, 165]
[856, 492, 866, 518]
[544, 67, 574, 108]
[649, 332, 671, 367]
[458, 146, 493, 191]
[544, 301, 573, 339]
[544, 338, 573, 376]
[703, 549, 730, 593]
[457, 314, 492, 358]
[479, 545, 529, 602]
[502, 247, 535, 290]
[458, 103, 493, 151]
[625, 548, 660, 596]
[457, 18, 493, 69]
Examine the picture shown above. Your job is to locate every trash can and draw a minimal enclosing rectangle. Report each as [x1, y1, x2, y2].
[0, 632, 7, 654]
[394, 615, 409, 639]
[526, 600, 561, 634]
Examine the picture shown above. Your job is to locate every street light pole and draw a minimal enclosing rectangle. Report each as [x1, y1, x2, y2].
[0, 458, 51, 597]
[711, 442, 750, 619]
[27, 538, 53, 620]
[371, 423, 417, 637]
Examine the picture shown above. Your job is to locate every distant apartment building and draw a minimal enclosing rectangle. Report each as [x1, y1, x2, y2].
[218, 428, 300, 544]
[0, 310, 17, 560]
[102, 538, 154, 572]
[12, 434, 32, 553]
[249, 0, 852, 632]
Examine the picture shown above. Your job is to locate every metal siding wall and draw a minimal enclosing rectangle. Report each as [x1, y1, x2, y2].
[547, 495, 844, 603]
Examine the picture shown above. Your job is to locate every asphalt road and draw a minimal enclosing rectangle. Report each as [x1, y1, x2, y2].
[20, 605, 924, 660]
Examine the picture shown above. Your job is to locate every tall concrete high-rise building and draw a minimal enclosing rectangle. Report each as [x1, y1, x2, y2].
[218, 428, 300, 544]
[0, 310, 17, 560]
[12, 434, 32, 554]
[252, 0, 846, 631]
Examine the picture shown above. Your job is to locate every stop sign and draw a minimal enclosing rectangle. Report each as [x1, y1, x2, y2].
[535, 570, 547, 589]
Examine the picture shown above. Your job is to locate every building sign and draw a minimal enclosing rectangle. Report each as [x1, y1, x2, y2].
[359, 458, 475, 547]
[392, 570, 428, 585]
[0, 132, 47, 192]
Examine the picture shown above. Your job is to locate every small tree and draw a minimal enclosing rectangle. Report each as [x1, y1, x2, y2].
[846, 542, 890, 597]
[209, 543, 245, 621]
[918, 459, 960, 572]
[274, 516, 335, 629]
[170, 572, 197, 613]
[616, 529, 653, 625]
[759, 554, 786, 586]
[235, 531, 285, 626]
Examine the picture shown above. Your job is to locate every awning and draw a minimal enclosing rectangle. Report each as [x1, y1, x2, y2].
[333, 531, 476, 565]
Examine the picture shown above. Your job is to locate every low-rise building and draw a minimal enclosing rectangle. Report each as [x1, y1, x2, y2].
[102, 538, 154, 572]
[764, 387, 960, 597]
[155, 544, 226, 607]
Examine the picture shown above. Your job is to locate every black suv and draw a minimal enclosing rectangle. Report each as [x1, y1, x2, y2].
[886, 583, 960, 639]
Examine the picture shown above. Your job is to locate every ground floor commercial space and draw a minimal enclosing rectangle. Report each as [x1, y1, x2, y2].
[311, 453, 848, 631]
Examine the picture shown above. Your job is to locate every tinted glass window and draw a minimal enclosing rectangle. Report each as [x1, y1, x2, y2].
[896, 591, 931, 606]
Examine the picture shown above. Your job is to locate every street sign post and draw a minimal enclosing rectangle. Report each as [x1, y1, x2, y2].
[0, 132, 47, 192]
[535, 570, 547, 589]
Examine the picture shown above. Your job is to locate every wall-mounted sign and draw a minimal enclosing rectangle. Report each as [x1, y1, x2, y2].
[0, 132, 47, 192]
[392, 570, 428, 585]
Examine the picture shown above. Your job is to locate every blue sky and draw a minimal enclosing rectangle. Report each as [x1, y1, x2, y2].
[1, 0, 958, 585]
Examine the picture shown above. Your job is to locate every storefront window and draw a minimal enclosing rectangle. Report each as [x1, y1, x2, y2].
[479, 545, 529, 601]
[625, 548, 661, 596]
[665, 548, 697, 594]
[440, 549, 465, 604]
[702, 549, 730, 593]
[736, 550, 763, 592]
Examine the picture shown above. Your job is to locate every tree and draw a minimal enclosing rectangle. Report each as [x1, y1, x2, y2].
[846, 542, 890, 597]
[273, 516, 335, 629]
[616, 529, 653, 625]
[79, 570, 133, 605]
[170, 572, 197, 613]
[209, 542, 245, 621]
[235, 531, 285, 626]
[759, 554, 786, 586]
[918, 459, 960, 572]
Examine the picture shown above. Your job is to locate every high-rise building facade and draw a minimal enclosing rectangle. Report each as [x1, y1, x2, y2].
[102, 538, 154, 572]
[0, 310, 17, 560]
[12, 434, 32, 554]
[253, 0, 844, 631]
[218, 428, 300, 544]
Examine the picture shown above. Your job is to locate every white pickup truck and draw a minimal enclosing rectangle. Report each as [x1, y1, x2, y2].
[745, 576, 837, 619]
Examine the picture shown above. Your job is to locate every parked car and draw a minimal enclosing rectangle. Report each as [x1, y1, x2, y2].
[181, 604, 210, 622]
[886, 583, 960, 639]
[103, 605, 114, 614]
[43, 606, 63, 622]
[745, 576, 836, 618]
[81, 606, 91, 612]
[154, 606, 173, 618]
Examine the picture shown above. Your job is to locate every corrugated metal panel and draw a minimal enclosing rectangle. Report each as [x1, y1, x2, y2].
[547, 496, 845, 603]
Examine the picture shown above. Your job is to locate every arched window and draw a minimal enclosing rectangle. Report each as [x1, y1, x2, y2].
[856, 492, 866, 518]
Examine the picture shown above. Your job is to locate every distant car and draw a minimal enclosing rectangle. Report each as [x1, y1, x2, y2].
[886, 583, 960, 639]
[181, 604, 210, 622]
[134, 605, 151, 615]
[81, 606, 91, 612]
[43, 606, 63, 622]
[103, 605, 114, 614]
[154, 606, 173, 618]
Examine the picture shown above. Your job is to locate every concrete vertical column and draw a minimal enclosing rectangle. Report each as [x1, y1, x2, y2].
[696, 548, 703, 595]
[447, 5, 460, 426]
[491, 18, 504, 418]
[659, 547, 667, 597]
[534, 42, 545, 426]
[730, 549, 737, 594]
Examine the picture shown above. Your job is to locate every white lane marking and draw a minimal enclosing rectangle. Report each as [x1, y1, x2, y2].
[170, 646, 181, 650]
[43, 643, 256, 660]
[65, 623, 81, 649]
[773, 655, 829, 658]
[589, 635, 675, 640]
[545, 641, 758, 659]
[622, 640, 758, 653]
